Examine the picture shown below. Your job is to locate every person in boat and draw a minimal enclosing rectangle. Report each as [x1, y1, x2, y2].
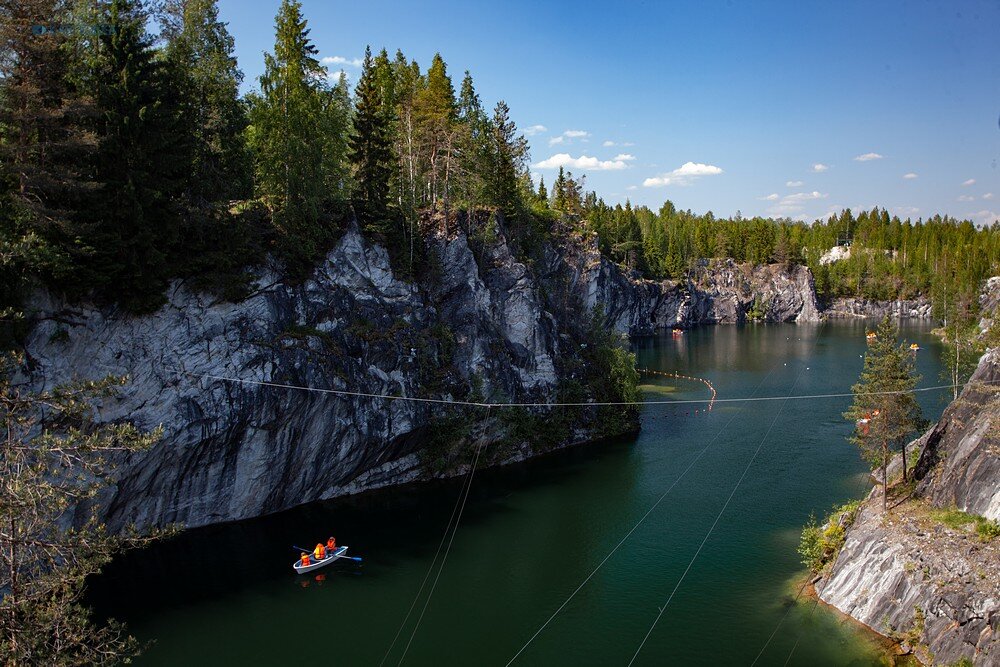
[326, 536, 336, 552]
[300, 552, 311, 567]
[314, 543, 326, 560]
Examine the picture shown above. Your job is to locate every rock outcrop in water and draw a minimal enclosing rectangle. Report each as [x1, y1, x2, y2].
[816, 346, 1000, 665]
[19, 221, 833, 532]
[549, 230, 821, 335]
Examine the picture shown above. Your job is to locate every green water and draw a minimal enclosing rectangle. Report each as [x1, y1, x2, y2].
[90, 321, 947, 665]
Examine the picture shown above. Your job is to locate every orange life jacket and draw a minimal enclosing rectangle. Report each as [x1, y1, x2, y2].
[301, 554, 311, 566]
[327, 538, 336, 550]
[314, 544, 325, 559]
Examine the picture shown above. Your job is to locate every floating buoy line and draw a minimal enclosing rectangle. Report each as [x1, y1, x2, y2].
[636, 367, 717, 412]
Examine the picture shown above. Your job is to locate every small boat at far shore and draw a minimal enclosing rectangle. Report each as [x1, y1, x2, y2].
[293, 545, 349, 574]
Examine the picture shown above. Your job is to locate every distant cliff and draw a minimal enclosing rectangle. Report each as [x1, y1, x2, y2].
[823, 297, 933, 320]
[816, 344, 1000, 665]
[549, 230, 821, 335]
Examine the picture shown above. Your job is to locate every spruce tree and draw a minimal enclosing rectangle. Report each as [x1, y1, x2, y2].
[86, 0, 191, 310]
[485, 100, 527, 218]
[844, 316, 925, 511]
[161, 0, 249, 203]
[454, 70, 488, 206]
[350, 47, 395, 234]
[246, 0, 338, 269]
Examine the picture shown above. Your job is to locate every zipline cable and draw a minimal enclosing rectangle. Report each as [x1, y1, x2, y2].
[504, 365, 777, 665]
[626, 330, 821, 666]
[378, 440, 480, 666]
[395, 407, 491, 665]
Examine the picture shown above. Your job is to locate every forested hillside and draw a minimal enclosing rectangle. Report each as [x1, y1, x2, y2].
[2, 0, 997, 339]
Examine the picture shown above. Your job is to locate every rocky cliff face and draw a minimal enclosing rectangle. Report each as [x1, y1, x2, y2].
[817, 348, 1000, 665]
[21, 221, 594, 532]
[547, 231, 821, 335]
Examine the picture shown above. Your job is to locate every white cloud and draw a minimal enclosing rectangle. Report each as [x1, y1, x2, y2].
[764, 191, 828, 216]
[759, 193, 780, 201]
[812, 163, 829, 172]
[958, 194, 976, 202]
[893, 206, 920, 216]
[903, 173, 918, 179]
[854, 152, 884, 162]
[602, 140, 615, 147]
[626, 185, 638, 191]
[321, 56, 363, 67]
[612, 153, 636, 161]
[643, 161, 724, 187]
[785, 191, 827, 202]
[549, 130, 590, 146]
[786, 180, 803, 187]
[984, 193, 995, 200]
[524, 125, 547, 136]
[973, 210, 999, 226]
[534, 153, 629, 171]
[962, 179, 976, 186]
[328, 69, 349, 82]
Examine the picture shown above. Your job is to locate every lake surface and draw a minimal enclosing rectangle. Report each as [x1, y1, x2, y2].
[90, 320, 948, 665]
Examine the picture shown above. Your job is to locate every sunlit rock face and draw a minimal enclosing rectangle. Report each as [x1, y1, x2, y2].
[817, 345, 1000, 665]
[823, 297, 932, 320]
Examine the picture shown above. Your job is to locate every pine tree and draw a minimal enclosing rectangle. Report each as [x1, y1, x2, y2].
[414, 53, 456, 204]
[0, 354, 160, 663]
[0, 0, 98, 250]
[844, 316, 925, 511]
[350, 47, 396, 234]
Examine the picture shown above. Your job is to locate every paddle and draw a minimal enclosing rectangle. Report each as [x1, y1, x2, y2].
[291, 545, 363, 562]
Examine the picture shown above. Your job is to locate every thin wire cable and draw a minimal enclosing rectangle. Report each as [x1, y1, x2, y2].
[627, 344, 817, 666]
[504, 366, 778, 665]
[395, 408, 491, 665]
[179, 370, 983, 408]
[378, 448, 479, 666]
[750, 579, 811, 665]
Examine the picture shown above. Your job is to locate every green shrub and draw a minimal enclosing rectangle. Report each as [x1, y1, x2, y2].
[974, 517, 1000, 542]
[798, 500, 862, 573]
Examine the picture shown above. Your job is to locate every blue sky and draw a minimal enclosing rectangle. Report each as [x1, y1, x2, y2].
[218, 0, 999, 225]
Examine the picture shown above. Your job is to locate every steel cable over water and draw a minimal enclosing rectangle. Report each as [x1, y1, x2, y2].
[393, 407, 490, 665]
[377, 435, 482, 666]
[504, 364, 776, 665]
[626, 326, 825, 666]
[179, 370, 984, 408]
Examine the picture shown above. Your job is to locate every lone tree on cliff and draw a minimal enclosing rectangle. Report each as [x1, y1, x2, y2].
[0, 353, 159, 664]
[844, 316, 924, 512]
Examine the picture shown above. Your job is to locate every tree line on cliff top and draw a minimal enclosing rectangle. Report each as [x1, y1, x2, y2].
[1, 0, 997, 325]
